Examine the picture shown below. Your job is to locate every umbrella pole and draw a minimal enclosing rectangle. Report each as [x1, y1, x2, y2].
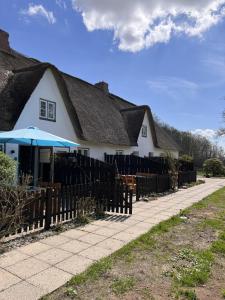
[50, 147, 54, 184]
[30, 139, 33, 182]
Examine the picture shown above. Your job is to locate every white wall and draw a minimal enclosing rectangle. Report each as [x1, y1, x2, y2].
[15, 69, 77, 141]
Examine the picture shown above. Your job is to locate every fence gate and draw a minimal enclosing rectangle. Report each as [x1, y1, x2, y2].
[94, 180, 133, 215]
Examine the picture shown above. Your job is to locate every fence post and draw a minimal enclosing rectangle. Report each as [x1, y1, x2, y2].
[45, 188, 52, 230]
[136, 177, 140, 201]
[129, 189, 133, 214]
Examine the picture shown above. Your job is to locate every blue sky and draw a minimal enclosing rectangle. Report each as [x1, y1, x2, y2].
[1, 0, 225, 146]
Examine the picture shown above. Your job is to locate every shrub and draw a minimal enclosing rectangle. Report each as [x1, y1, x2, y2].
[179, 155, 194, 163]
[203, 158, 224, 177]
[0, 151, 17, 185]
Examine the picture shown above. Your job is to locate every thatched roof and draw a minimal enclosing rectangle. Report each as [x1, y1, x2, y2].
[0, 46, 179, 151]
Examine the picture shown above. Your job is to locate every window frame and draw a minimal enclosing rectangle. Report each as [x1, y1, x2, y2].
[77, 148, 90, 157]
[115, 150, 124, 155]
[141, 125, 147, 138]
[39, 99, 56, 122]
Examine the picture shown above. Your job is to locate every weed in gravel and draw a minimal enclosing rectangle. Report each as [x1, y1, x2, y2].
[211, 240, 225, 254]
[171, 248, 214, 287]
[110, 276, 135, 295]
[219, 232, 225, 241]
[178, 289, 198, 300]
[221, 289, 225, 298]
[200, 218, 225, 230]
[69, 258, 112, 286]
[66, 287, 78, 298]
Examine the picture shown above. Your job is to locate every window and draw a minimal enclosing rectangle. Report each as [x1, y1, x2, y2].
[115, 150, 124, 155]
[78, 148, 90, 157]
[141, 125, 147, 137]
[39, 99, 56, 121]
[132, 151, 139, 156]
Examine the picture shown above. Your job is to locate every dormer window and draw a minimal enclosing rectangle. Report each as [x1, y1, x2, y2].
[141, 125, 147, 137]
[39, 99, 56, 121]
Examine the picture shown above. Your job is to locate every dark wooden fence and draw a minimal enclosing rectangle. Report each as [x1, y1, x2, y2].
[136, 174, 171, 201]
[104, 154, 169, 175]
[178, 171, 197, 187]
[1, 180, 132, 239]
[136, 170, 197, 201]
[54, 152, 115, 185]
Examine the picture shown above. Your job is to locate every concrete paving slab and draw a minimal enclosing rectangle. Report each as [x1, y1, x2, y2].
[6, 257, 50, 279]
[58, 239, 90, 254]
[96, 238, 125, 251]
[0, 268, 21, 291]
[79, 224, 101, 233]
[18, 241, 51, 256]
[78, 233, 107, 245]
[60, 229, 88, 239]
[56, 254, 93, 275]
[27, 267, 71, 293]
[40, 235, 70, 246]
[35, 248, 73, 265]
[0, 250, 29, 268]
[94, 227, 120, 237]
[79, 245, 112, 260]
[0, 281, 44, 300]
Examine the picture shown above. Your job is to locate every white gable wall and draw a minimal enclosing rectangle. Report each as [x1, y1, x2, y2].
[131, 112, 155, 157]
[15, 69, 77, 141]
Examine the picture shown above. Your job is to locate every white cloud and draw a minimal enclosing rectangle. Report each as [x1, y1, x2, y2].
[147, 76, 198, 99]
[56, 0, 67, 10]
[191, 128, 217, 139]
[72, 0, 225, 52]
[147, 76, 198, 91]
[21, 4, 56, 24]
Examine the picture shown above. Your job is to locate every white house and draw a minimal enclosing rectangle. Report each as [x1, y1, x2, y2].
[0, 29, 179, 181]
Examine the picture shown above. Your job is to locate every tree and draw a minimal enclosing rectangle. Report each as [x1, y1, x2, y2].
[155, 118, 225, 168]
[203, 158, 224, 177]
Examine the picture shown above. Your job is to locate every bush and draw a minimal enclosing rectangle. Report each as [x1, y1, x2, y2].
[203, 158, 224, 177]
[179, 155, 194, 163]
[0, 151, 17, 185]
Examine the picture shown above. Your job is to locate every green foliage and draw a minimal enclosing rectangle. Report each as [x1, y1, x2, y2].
[111, 276, 135, 295]
[179, 155, 194, 163]
[0, 151, 17, 185]
[203, 158, 224, 177]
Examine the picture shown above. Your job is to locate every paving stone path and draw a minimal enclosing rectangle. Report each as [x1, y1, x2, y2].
[0, 178, 225, 300]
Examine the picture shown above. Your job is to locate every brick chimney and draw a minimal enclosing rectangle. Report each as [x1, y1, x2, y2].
[0, 29, 10, 52]
[95, 81, 109, 94]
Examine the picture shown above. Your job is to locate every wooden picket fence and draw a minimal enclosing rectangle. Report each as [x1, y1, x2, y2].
[1, 180, 132, 240]
[178, 171, 197, 187]
[104, 154, 169, 175]
[136, 171, 197, 200]
[54, 152, 115, 185]
[136, 174, 171, 201]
